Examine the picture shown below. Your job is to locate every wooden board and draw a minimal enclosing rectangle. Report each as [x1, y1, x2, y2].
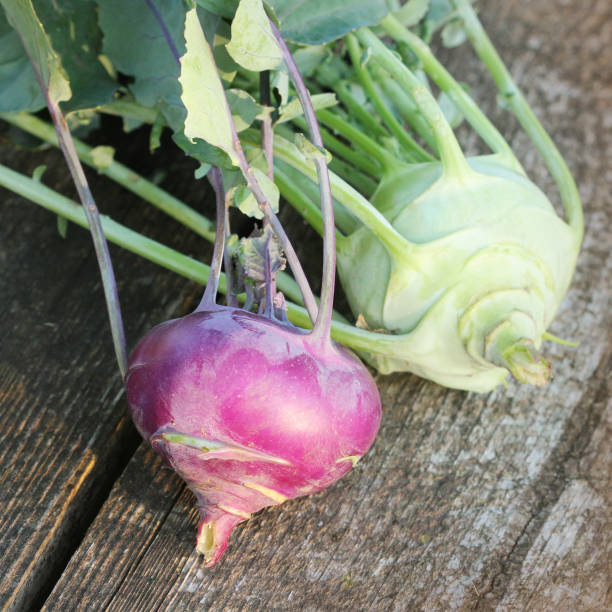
[0, 128, 211, 611]
[2, 0, 611, 610]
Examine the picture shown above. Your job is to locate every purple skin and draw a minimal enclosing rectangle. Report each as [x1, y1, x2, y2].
[125, 305, 381, 565]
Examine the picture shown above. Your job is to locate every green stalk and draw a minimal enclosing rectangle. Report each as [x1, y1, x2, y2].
[273, 136, 415, 263]
[332, 81, 389, 140]
[346, 33, 436, 163]
[327, 156, 378, 197]
[369, 63, 439, 153]
[292, 115, 382, 178]
[380, 14, 522, 171]
[0, 162, 387, 354]
[275, 158, 358, 235]
[355, 28, 473, 181]
[1, 112, 306, 306]
[274, 165, 325, 237]
[454, 0, 583, 240]
[315, 108, 400, 172]
[0, 163, 216, 289]
[1, 111, 216, 240]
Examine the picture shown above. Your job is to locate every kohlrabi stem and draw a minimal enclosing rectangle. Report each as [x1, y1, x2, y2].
[454, 0, 584, 240]
[332, 81, 389, 140]
[8, 109, 305, 307]
[274, 165, 325, 237]
[0, 162, 218, 291]
[207, 31, 318, 324]
[273, 137, 415, 264]
[314, 109, 399, 172]
[292, 115, 383, 178]
[379, 15, 522, 171]
[354, 28, 473, 181]
[45, 103, 128, 378]
[235, 141, 318, 324]
[274, 156, 357, 236]
[270, 20, 336, 341]
[263, 234, 274, 317]
[0, 112, 217, 242]
[260, 71, 274, 180]
[197, 167, 225, 310]
[346, 34, 436, 164]
[368, 64, 438, 153]
[0, 164, 357, 326]
[223, 207, 237, 307]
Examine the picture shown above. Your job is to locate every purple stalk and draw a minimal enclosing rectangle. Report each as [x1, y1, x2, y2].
[229, 131, 319, 325]
[150, 7, 318, 324]
[260, 71, 274, 181]
[223, 207, 238, 307]
[5, 0, 128, 377]
[269, 21, 336, 343]
[46, 104, 128, 377]
[263, 233, 274, 317]
[197, 166, 225, 310]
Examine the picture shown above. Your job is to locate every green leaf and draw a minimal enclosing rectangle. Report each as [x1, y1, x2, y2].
[227, 88, 262, 132]
[275, 92, 337, 125]
[239, 224, 285, 282]
[98, 0, 185, 124]
[196, 0, 239, 19]
[32, 0, 116, 111]
[226, 0, 283, 72]
[0, 10, 45, 111]
[0, 0, 71, 106]
[293, 45, 330, 77]
[394, 0, 429, 27]
[180, 7, 237, 163]
[267, 0, 391, 44]
[230, 167, 279, 219]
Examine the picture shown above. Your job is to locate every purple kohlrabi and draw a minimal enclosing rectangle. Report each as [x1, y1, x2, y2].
[125, 305, 381, 565]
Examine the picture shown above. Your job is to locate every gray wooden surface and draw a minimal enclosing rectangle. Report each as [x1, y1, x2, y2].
[1, 0, 610, 610]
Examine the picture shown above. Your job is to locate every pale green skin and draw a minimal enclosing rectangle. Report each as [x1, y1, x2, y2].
[336, 156, 580, 392]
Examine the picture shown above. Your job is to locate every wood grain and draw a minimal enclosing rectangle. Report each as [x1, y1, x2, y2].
[0, 125, 211, 611]
[2, 0, 611, 610]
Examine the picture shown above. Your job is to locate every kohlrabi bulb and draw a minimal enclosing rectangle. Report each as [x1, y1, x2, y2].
[126, 306, 381, 565]
[337, 155, 581, 392]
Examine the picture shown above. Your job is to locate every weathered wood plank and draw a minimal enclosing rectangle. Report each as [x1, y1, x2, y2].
[0, 128, 211, 611]
[39, 0, 612, 610]
[495, 397, 612, 611]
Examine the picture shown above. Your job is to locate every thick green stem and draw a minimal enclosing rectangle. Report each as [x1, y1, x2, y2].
[273, 137, 415, 263]
[1, 111, 305, 306]
[332, 81, 389, 140]
[355, 28, 473, 181]
[315, 108, 399, 173]
[0, 163, 217, 289]
[346, 34, 435, 164]
[327, 156, 378, 197]
[380, 14, 521, 171]
[369, 63, 438, 153]
[0, 162, 392, 357]
[292, 115, 382, 178]
[454, 0, 583, 240]
[275, 158, 357, 235]
[1, 111, 216, 241]
[274, 165, 325, 237]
